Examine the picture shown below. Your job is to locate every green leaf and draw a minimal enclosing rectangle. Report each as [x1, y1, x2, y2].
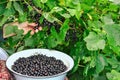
[0, 4, 6, 15]
[13, 2, 23, 15]
[33, 0, 44, 9]
[111, 46, 120, 55]
[96, 54, 107, 73]
[43, 12, 59, 23]
[3, 24, 24, 38]
[90, 57, 96, 68]
[59, 13, 71, 18]
[41, 0, 48, 3]
[46, 36, 58, 48]
[59, 19, 69, 42]
[46, 0, 57, 9]
[18, 12, 27, 22]
[109, 3, 118, 12]
[51, 7, 63, 13]
[81, 3, 92, 12]
[6, 1, 12, 8]
[5, 2, 15, 16]
[0, 16, 8, 27]
[25, 37, 35, 47]
[50, 27, 58, 38]
[0, 2, 15, 26]
[84, 64, 90, 76]
[84, 32, 105, 50]
[65, 0, 73, 7]
[107, 56, 119, 68]
[70, 57, 80, 74]
[46, 27, 58, 48]
[3, 7, 15, 16]
[58, 0, 65, 6]
[17, 46, 24, 52]
[107, 70, 120, 80]
[102, 15, 114, 25]
[66, 8, 76, 16]
[4, 25, 16, 35]
[3, 25, 17, 38]
[109, 0, 120, 5]
[103, 24, 120, 55]
[103, 24, 120, 46]
[88, 20, 102, 29]
[75, 3, 82, 20]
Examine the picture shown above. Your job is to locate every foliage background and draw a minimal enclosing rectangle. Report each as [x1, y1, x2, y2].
[0, 0, 120, 80]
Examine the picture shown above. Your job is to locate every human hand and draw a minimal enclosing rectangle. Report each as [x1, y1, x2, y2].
[16, 22, 42, 35]
[3, 21, 42, 38]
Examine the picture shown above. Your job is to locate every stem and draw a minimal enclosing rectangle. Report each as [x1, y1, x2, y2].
[32, 6, 42, 14]
[23, 0, 63, 25]
[79, 64, 85, 67]
[24, 0, 42, 14]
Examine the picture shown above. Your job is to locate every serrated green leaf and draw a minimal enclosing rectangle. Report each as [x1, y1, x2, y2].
[107, 70, 120, 80]
[103, 24, 120, 46]
[102, 15, 114, 25]
[13, 2, 23, 15]
[103, 24, 120, 55]
[84, 32, 105, 50]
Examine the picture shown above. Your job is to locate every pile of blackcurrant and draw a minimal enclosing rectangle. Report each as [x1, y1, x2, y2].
[12, 54, 67, 76]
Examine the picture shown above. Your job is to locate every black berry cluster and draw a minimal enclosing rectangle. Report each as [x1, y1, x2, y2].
[29, 0, 34, 6]
[41, 19, 61, 34]
[12, 54, 67, 76]
[42, 19, 60, 28]
[65, 29, 77, 42]
[33, 14, 41, 30]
